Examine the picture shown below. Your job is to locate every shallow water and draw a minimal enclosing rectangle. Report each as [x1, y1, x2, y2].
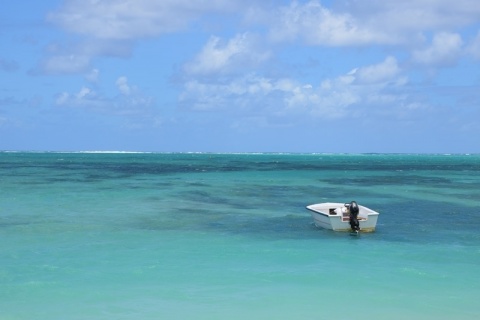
[1, 152, 479, 319]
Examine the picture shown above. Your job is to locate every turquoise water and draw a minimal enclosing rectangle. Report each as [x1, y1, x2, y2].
[1, 152, 479, 319]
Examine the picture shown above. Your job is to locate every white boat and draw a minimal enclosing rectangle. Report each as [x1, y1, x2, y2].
[306, 202, 379, 232]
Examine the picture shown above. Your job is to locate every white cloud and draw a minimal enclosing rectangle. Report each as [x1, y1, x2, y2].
[44, 0, 480, 79]
[343, 0, 480, 32]
[180, 75, 293, 111]
[48, 0, 480, 45]
[116, 76, 132, 95]
[45, 0, 246, 75]
[76, 87, 92, 99]
[257, 0, 480, 47]
[55, 78, 153, 120]
[266, 1, 390, 46]
[179, 56, 412, 121]
[412, 32, 463, 66]
[56, 86, 99, 108]
[36, 40, 133, 75]
[179, 74, 336, 117]
[42, 0, 478, 131]
[353, 56, 401, 84]
[283, 76, 360, 118]
[184, 33, 270, 75]
[48, 0, 246, 40]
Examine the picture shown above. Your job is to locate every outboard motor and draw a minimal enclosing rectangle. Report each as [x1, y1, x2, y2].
[348, 201, 360, 232]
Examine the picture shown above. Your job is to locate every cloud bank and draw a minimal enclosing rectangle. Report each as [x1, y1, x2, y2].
[42, 0, 480, 129]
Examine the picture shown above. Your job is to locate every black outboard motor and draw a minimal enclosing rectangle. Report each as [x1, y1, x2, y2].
[348, 201, 360, 232]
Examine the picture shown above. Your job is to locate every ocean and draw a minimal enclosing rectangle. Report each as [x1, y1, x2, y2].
[1, 152, 479, 319]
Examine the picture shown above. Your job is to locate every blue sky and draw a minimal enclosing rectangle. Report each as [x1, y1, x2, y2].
[1, 0, 480, 153]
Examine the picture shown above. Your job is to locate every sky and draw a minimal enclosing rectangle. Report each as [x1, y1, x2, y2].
[1, 0, 480, 153]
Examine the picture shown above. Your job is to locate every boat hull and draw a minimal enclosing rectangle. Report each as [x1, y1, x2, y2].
[306, 202, 379, 232]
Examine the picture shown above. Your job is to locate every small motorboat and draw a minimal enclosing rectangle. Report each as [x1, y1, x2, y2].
[306, 201, 379, 232]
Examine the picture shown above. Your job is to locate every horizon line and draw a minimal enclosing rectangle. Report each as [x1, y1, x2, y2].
[0, 150, 478, 156]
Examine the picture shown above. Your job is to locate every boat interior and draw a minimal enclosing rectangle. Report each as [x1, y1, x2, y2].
[328, 207, 366, 221]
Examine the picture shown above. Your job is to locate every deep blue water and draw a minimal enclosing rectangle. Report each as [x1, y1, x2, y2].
[1, 152, 479, 319]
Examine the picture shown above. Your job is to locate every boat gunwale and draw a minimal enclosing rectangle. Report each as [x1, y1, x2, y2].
[306, 203, 379, 217]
